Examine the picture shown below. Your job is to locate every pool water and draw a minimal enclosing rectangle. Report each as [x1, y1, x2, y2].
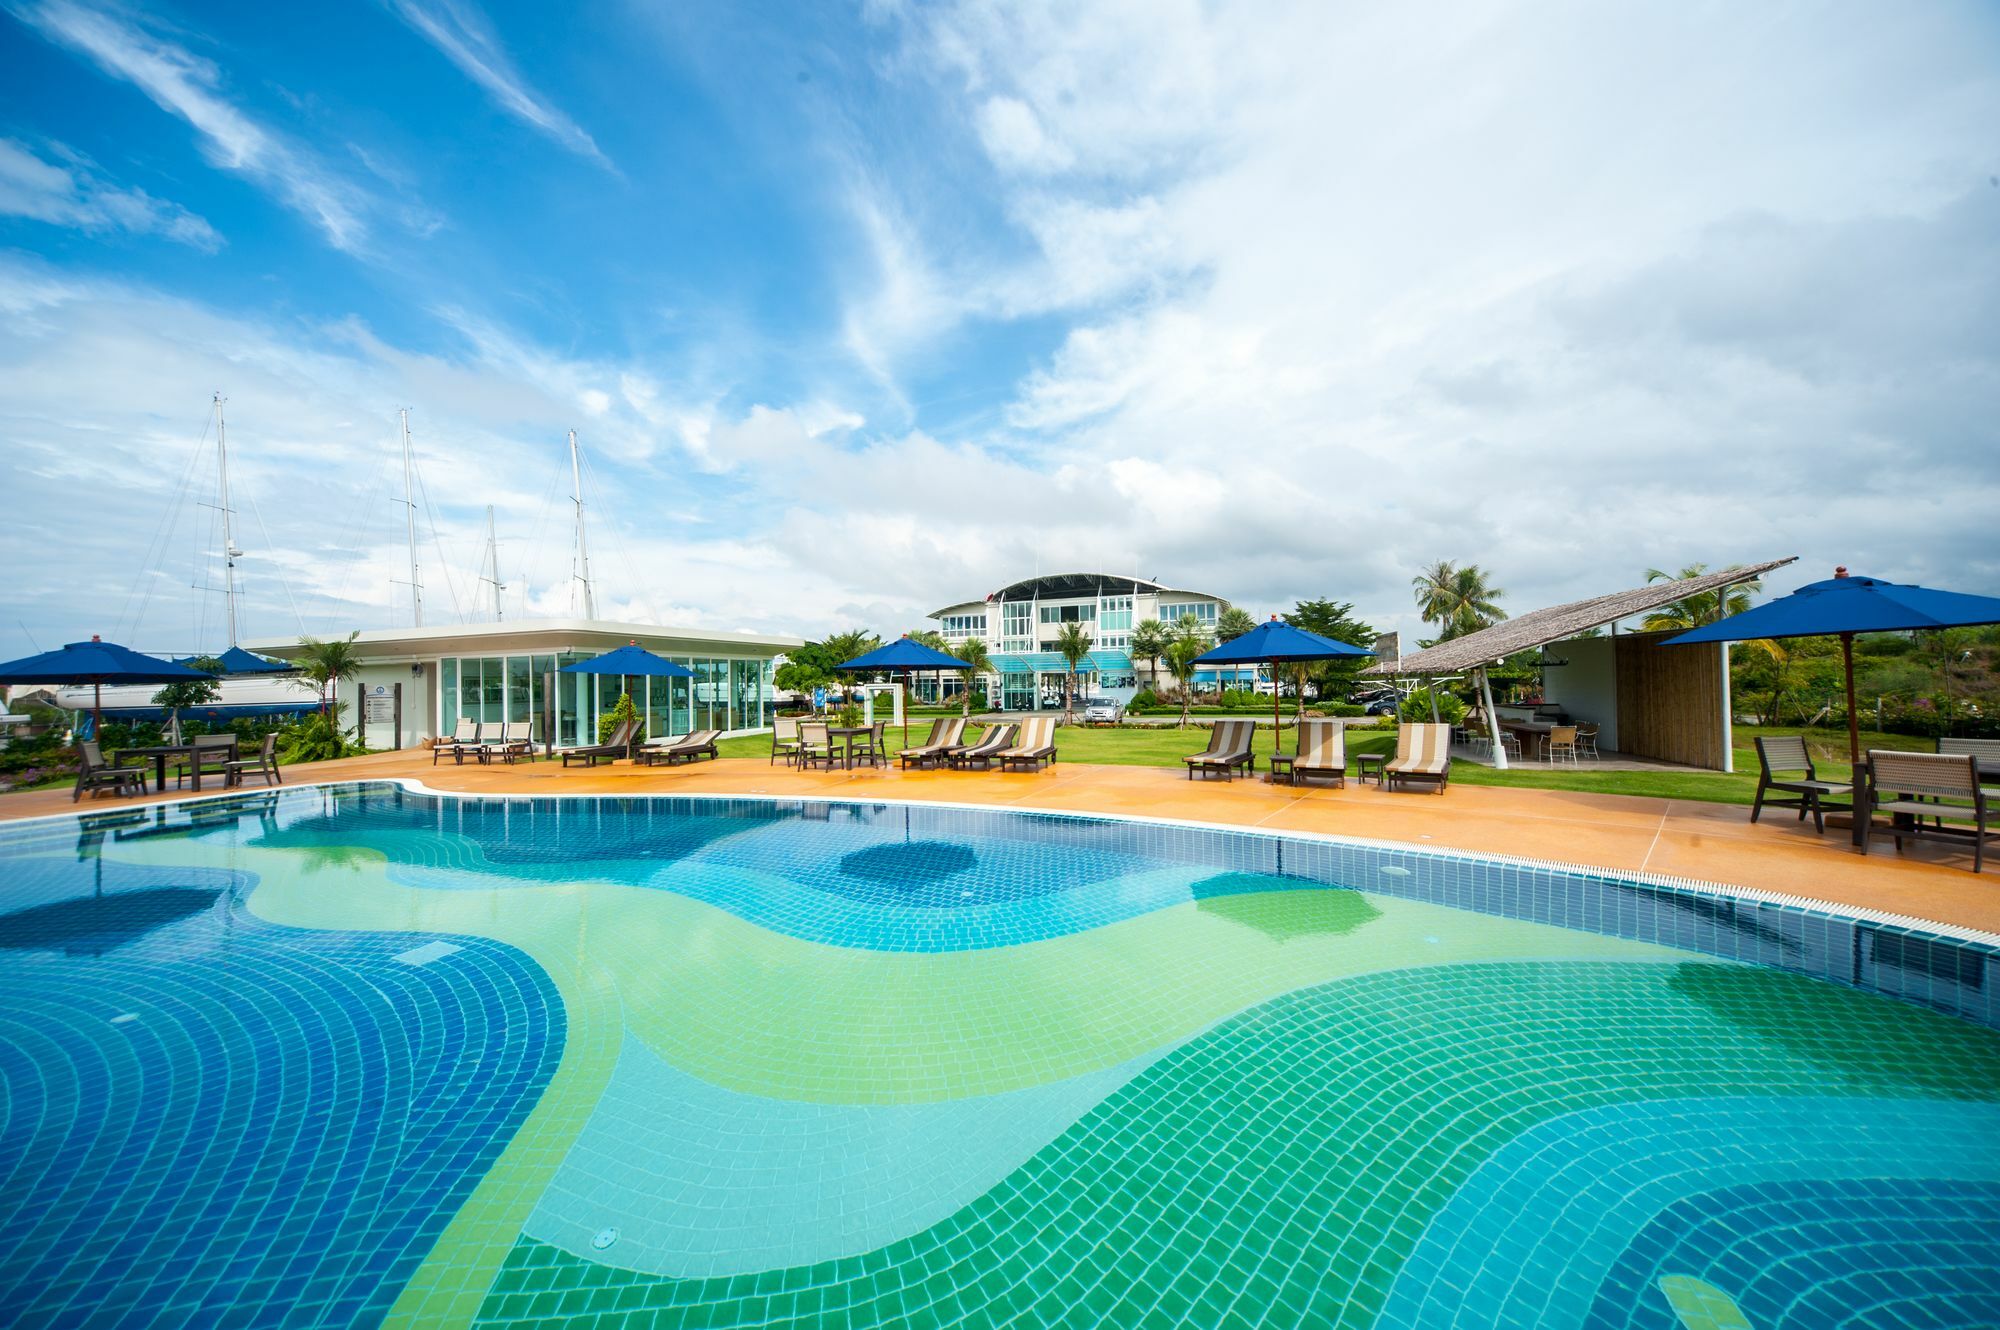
[2, 783, 1997, 1328]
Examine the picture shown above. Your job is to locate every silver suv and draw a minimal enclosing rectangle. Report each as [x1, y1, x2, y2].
[1081, 697, 1123, 725]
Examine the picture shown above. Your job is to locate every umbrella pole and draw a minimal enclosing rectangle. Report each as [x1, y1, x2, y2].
[1841, 631, 1860, 768]
[1273, 663, 1282, 762]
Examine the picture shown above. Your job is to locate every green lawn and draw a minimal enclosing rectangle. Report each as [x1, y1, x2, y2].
[721, 720, 1936, 807]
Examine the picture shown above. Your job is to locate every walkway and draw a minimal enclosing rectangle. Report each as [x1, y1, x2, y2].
[9, 748, 1995, 937]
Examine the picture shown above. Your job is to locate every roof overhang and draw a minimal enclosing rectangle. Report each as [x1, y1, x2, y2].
[1363, 557, 1797, 677]
[244, 618, 803, 663]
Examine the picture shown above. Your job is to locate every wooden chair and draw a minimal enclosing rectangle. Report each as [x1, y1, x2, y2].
[797, 721, 838, 770]
[176, 733, 237, 788]
[770, 715, 802, 766]
[74, 740, 145, 802]
[1545, 724, 1579, 766]
[223, 733, 281, 788]
[1751, 736, 1851, 834]
[1862, 750, 1993, 872]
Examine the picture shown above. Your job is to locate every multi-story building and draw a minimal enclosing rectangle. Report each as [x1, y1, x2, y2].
[929, 573, 1237, 710]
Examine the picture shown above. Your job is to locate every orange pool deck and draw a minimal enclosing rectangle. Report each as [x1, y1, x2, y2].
[9, 747, 1997, 938]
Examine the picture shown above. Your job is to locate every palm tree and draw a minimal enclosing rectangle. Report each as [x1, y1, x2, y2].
[1639, 564, 1761, 631]
[1167, 614, 1212, 728]
[821, 628, 882, 667]
[1215, 606, 1256, 642]
[295, 632, 362, 727]
[953, 638, 991, 716]
[1411, 561, 1507, 640]
[1130, 618, 1169, 690]
[1053, 621, 1093, 722]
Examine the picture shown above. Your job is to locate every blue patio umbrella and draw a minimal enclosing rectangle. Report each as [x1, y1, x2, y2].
[178, 646, 295, 676]
[560, 644, 695, 750]
[1667, 568, 2000, 762]
[0, 636, 214, 729]
[1194, 617, 1375, 755]
[838, 636, 974, 747]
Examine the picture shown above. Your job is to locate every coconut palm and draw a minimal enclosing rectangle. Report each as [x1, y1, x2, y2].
[1166, 614, 1212, 728]
[1053, 621, 1093, 722]
[953, 638, 991, 716]
[1130, 618, 1169, 689]
[1639, 564, 1762, 631]
[1215, 606, 1256, 642]
[295, 632, 362, 726]
[1411, 561, 1507, 640]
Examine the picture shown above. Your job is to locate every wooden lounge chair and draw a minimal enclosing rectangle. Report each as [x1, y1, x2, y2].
[478, 723, 534, 764]
[1184, 720, 1256, 781]
[899, 718, 966, 769]
[433, 718, 481, 765]
[1861, 750, 1994, 872]
[561, 718, 638, 768]
[998, 717, 1057, 772]
[1384, 722, 1451, 793]
[949, 723, 1017, 770]
[1751, 735, 1851, 834]
[770, 716, 802, 766]
[1271, 719, 1345, 787]
[74, 740, 145, 802]
[639, 729, 721, 766]
[222, 733, 281, 788]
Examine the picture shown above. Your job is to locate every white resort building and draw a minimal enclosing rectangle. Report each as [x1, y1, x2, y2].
[244, 619, 801, 750]
[929, 573, 1238, 709]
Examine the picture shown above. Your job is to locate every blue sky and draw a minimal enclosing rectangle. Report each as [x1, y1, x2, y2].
[2, 0, 1997, 657]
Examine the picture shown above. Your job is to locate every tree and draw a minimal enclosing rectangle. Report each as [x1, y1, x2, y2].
[1215, 607, 1256, 642]
[1053, 621, 1093, 723]
[1130, 618, 1169, 688]
[1411, 561, 1506, 640]
[295, 633, 362, 727]
[953, 638, 991, 716]
[1282, 599, 1377, 703]
[819, 629, 883, 670]
[909, 629, 949, 652]
[1166, 614, 1212, 728]
[772, 659, 831, 703]
[153, 656, 222, 736]
[1639, 564, 1761, 631]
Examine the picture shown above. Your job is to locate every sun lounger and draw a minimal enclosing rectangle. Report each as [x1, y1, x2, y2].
[74, 740, 146, 802]
[1862, 750, 1995, 872]
[998, 717, 1058, 772]
[478, 723, 534, 764]
[1271, 719, 1345, 787]
[899, 718, 966, 768]
[637, 729, 722, 766]
[1184, 720, 1256, 781]
[561, 718, 638, 767]
[433, 718, 481, 765]
[1384, 722, 1451, 793]
[1751, 735, 1851, 833]
[949, 723, 1017, 770]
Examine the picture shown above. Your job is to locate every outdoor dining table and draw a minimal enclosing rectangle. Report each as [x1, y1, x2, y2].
[116, 741, 238, 793]
[826, 725, 874, 769]
[1499, 720, 1556, 760]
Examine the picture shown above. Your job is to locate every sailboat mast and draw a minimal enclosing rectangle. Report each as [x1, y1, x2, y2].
[214, 393, 241, 646]
[483, 504, 504, 621]
[568, 429, 596, 619]
[400, 408, 423, 627]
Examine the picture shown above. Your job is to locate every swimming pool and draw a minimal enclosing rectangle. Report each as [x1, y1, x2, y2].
[2, 781, 1996, 1328]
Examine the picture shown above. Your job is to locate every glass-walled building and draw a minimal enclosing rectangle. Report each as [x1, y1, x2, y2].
[929, 573, 1237, 710]
[247, 619, 800, 751]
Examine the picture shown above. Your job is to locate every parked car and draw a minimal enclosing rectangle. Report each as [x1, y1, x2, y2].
[1361, 696, 1399, 716]
[1081, 697, 1123, 725]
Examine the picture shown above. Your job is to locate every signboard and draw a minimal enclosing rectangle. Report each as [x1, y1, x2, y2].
[363, 684, 397, 726]
[1372, 632, 1401, 671]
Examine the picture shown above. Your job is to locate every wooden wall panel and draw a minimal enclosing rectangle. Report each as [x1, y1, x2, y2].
[1613, 634, 1725, 769]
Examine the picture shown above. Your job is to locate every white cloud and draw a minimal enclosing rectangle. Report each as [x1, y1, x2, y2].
[0, 138, 221, 249]
[10, 0, 378, 250]
[386, 0, 614, 169]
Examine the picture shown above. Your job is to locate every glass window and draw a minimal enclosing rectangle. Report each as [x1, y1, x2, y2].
[530, 655, 555, 742]
[440, 658, 457, 731]
[507, 657, 531, 734]
[669, 667, 691, 734]
[1161, 601, 1219, 626]
[477, 657, 503, 725]
[1037, 603, 1095, 624]
[1099, 595, 1133, 632]
[646, 672, 676, 740]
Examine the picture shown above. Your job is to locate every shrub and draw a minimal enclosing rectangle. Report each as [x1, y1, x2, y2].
[598, 692, 642, 744]
[1398, 688, 1466, 726]
[279, 712, 368, 764]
